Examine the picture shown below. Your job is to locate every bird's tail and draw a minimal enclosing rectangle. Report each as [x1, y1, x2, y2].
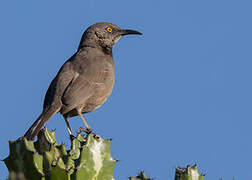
[24, 108, 57, 140]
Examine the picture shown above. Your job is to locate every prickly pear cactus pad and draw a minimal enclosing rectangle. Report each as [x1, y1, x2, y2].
[175, 165, 204, 180]
[4, 128, 116, 180]
[129, 171, 152, 180]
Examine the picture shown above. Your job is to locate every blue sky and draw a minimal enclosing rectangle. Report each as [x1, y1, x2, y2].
[0, 0, 252, 179]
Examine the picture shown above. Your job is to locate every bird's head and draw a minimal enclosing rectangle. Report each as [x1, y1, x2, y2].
[78, 22, 142, 54]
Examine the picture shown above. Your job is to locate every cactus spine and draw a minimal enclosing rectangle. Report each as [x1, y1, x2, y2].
[129, 171, 152, 180]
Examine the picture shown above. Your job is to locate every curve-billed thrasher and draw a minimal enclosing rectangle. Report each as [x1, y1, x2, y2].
[24, 22, 142, 140]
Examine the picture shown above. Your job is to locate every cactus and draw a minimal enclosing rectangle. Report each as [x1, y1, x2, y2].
[4, 127, 207, 180]
[4, 128, 116, 180]
[175, 165, 204, 180]
[129, 171, 152, 180]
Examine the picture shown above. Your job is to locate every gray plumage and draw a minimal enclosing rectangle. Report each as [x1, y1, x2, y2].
[24, 22, 142, 140]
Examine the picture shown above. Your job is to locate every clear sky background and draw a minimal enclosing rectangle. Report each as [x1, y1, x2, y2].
[0, 0, 252, 179]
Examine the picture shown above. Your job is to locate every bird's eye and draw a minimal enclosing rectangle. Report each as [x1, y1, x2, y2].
[106, 27, 113, 33]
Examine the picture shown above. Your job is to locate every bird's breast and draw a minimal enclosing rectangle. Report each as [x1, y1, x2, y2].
[81, 59, 115, 113]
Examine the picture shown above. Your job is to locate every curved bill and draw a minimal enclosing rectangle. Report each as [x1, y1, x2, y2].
[119, 29, 142, 36]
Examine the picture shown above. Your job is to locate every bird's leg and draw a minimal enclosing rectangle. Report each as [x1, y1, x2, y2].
[77, 111, 92, 133]
[63, 115, 74, 140]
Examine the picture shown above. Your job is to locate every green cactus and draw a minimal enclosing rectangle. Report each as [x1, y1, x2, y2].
[4, 127, 207, 180]
[175, 165, 204, 180]
[4, 128, 116, 180]
[129, 171, 152, 180]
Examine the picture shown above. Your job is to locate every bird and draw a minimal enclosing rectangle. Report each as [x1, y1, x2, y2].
[24, 22, 142, 140]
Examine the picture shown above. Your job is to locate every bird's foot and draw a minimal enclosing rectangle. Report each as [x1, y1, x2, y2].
[78, 127, 92, 134]
[70, 134, 76, 141]
[86, 127, 92, 134]
[17, 136, 25, 141]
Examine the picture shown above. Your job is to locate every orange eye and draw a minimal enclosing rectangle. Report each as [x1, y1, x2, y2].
[106, 27, 112, 33]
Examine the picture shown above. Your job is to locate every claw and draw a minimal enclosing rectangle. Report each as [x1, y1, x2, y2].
[86, 127, 92, 134]
[70, 134, 75, 141]
[78, 127, 92, 134]
[17, 136, 25, 141]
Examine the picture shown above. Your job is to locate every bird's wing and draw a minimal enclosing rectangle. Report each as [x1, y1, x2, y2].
[60, 54, 109, 113]
[61, 72, 95, 109]
[43, 57, 76, 109]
